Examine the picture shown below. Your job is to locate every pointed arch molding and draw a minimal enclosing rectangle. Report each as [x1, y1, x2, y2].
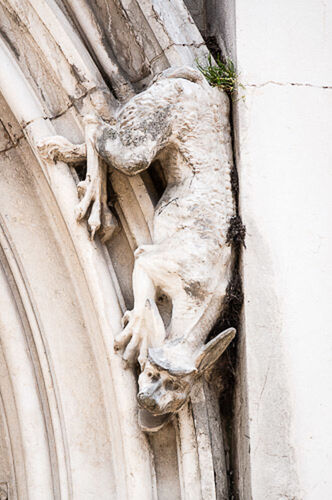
[0, 1, 228, 498]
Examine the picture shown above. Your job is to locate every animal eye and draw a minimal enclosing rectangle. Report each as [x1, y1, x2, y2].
[165, 380, 180, 391]
[146, 371, 153, 378]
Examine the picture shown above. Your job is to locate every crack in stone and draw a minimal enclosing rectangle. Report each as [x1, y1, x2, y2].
[174, 41, 205, 49]
[50, 101, 75, 121]
[49, 85, 98, 121]
[21, 86, 101, 131]
[149, 41, 205, 67]
[164, 41, 205, 52]
[245, 80, 332, 90]
[0, 133, 24, 153]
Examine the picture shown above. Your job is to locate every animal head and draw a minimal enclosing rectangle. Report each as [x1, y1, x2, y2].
[137, 328, 236, 415]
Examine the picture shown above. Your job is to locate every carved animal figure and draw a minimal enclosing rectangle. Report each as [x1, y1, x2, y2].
[38, 66, 236, 427]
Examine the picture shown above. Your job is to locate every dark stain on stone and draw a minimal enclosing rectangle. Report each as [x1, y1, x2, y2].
[0, 28, 20, 58]
[184, 280, 206, 301]
[97, 126, 118, 158]
[70, 63, 87, 84]
[226, 215, 246, 249]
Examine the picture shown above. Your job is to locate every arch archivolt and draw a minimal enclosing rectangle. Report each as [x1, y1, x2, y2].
[0, 2, 227, 498]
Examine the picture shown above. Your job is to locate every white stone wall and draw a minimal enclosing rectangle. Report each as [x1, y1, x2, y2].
[234, 1, 332, 498]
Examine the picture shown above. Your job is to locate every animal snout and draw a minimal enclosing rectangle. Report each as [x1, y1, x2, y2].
[137, 392, 158, 411]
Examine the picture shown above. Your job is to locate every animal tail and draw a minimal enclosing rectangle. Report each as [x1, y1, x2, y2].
[152, 66, 210, 89]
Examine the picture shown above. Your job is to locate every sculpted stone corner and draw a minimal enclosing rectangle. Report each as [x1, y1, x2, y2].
[37, 65, 236, 432]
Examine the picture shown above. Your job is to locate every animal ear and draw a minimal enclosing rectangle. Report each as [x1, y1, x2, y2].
[195, 328, 236, 373]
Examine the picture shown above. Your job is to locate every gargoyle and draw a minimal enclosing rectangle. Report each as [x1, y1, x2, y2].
[38, 66, 236, 431]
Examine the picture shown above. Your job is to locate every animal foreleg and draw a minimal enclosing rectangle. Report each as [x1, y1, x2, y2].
[114, 256, 166, 366]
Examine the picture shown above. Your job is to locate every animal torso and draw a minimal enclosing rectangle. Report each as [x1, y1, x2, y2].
[150, 79, 234, 299]
[102, 71, 235, 349]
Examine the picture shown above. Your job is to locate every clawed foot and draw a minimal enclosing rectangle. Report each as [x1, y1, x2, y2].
[114, 310, 148, 366]
[37, 136, 86, 163]
[114, 299, 167, 367]
[75, 174, 117, 240]
[36, 135, 118, 241]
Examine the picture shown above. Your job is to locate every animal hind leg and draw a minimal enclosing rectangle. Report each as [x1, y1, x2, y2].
[75, 117, 118, 240]
[37, 132, 103, 236]
[37, 116, 118, 241]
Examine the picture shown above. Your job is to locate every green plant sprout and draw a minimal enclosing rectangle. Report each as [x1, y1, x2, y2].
[197, 54, 241, 97]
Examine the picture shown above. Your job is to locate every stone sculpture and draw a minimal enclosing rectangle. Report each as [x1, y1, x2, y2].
[38, 66, 236, 431]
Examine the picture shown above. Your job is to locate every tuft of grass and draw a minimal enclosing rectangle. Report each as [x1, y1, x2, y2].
[196, 54, 239, 96]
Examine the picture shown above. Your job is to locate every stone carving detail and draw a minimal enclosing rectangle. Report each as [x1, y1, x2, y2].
[38, 66, 236, 431]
